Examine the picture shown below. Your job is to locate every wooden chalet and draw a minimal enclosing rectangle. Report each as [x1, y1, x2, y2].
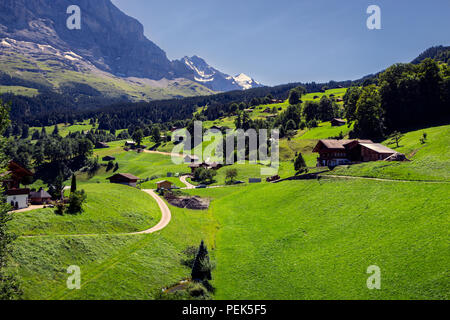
[107, 173, 140, 187]
[313, 140, 396, 167]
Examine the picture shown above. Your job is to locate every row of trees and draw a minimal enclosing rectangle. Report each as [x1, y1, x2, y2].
[345, 58, 449, 140]
[0, 99, 22, 299]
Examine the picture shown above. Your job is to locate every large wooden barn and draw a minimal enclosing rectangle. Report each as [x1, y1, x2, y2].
[313, 139, 396, 167]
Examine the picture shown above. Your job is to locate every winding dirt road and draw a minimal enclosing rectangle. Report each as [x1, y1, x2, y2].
[179, 175, 196, 189]
[143, 150, 183, 158]
[131, 189, 171, 234]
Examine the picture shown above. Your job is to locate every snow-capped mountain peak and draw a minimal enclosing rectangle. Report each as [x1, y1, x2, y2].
[179, 56, 263, 92]
[233, 73, 261, 90]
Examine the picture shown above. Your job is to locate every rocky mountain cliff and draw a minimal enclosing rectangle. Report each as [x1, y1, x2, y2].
[0, 0, 189, 80]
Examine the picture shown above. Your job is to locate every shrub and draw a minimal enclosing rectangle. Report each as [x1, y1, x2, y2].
[54, 202, 66, 215]
[67, 190, 87, 214]
[106, 161, 114, 172]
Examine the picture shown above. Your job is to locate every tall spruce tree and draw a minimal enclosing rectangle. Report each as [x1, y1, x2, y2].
[191, 240, 212, 282]
[70, 174, 77, 193]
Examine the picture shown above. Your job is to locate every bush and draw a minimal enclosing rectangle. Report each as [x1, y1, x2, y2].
[106, 161, 114, 172]
[67, 190, 87, 214]
[188, 282, 209, 298]
[54, 202, 66, 215]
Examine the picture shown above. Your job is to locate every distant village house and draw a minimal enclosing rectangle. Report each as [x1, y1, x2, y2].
[30, 188, 52, 205]
[331, 118, 347, 127]
[95, 142, 110, 149]
[107, 173, 140, 187]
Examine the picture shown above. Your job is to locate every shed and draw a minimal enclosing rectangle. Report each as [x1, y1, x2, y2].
[95, 142, 110, 149]
[157, 180, 173, 190]
[107, 173, 140, 187]
[30, 188, 52, 205]
[331, 118, 347, 127]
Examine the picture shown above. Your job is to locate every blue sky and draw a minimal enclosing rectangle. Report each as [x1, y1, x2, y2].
[111, 0, 450, 86]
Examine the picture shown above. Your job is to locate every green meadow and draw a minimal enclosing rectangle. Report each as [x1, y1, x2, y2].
[7, 122, 449, 300]
[9, 183, 161, 236]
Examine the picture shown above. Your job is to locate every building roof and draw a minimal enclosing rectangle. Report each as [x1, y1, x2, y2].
[6, 188, 30, 196]
[8, 161, 33, 176]
[331, 118, 346, 123]
[359, 143, 396, 154]
[107, 173, 140, 181]
[317, 139, 354, 150]
[157, 180, 172, 184]
[313, 139, 375, 152]
[30, 188, 52, 199]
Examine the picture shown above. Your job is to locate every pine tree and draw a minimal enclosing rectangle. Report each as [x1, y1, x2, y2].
[294, 153, 308, 174]
[70, 174, 77, 193]
[52, 124, 59, 136]
[191, 240, 212, 282]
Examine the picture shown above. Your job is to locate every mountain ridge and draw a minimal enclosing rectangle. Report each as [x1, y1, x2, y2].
[178, 55, 263, 91]
[0, 0, 263, 97]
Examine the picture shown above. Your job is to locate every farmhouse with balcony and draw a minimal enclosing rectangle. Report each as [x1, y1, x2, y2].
[313, 139, 397, 167]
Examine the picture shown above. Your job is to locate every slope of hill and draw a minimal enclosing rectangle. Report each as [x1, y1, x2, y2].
[0, 38, 214, 101]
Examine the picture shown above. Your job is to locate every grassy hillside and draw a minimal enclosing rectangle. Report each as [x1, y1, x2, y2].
[12, 197, 218, 300]
[8, 123, 449, 300]
[192, 180, 449, 300]
[327, 125, 450, 181]
[9, 183, 161, 236]
[0, 51, 214, 101]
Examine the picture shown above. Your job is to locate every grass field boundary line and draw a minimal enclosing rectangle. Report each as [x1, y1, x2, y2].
[322, 174, 450, 183]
